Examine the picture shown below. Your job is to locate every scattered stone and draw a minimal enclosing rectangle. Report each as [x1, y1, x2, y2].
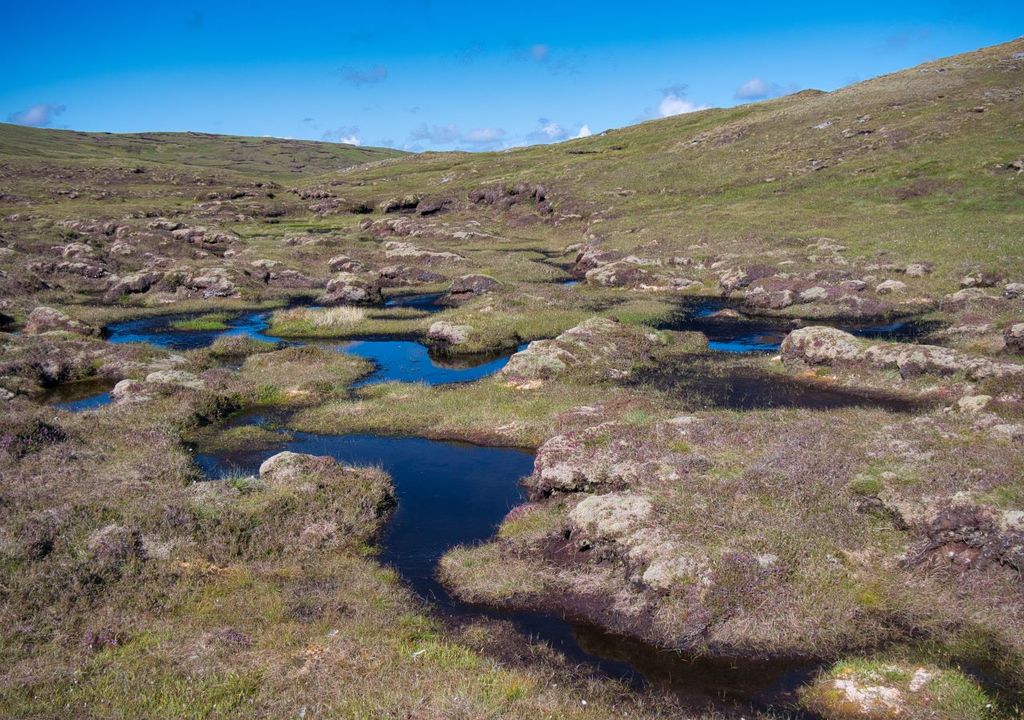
[23, 307, 98, 337]
[1004, 323, 1024, 354]
[1004, 282, 1024, 299]
[904, 262, 932, 277]
[449, 274, 501, 297]
[144, 370, 205, 390]
[798, 286, 830, 303]
[875, 279, 907, 295]
[317, 273, 382, 306]
[103, 271, 163, 303]
[960, 272, 1000, 288]
[782, 326, 1024, 380]
[956, 395, 992, 414]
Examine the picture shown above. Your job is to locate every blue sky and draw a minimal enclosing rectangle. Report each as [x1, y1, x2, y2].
[2, 1, 1021, 151]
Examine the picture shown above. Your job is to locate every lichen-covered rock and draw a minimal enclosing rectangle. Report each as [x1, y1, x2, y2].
[24, 307, 98, 337]
[255, 451, 395, 543]
[568, 492, 653, 540]
[1004, 322, 1024, 354]
[426, 321, 473, 347]
[904, 263, 933, 277]
[327, 254, 362, 272]
[87, 524, 146, 576]
[780, 326, 865, 365]
[382, 240, 462, 263]
[316, 273, 382, 306]
[1003, 282, 1024, 299]
[801, 660, 994, 720]
[500, 317, 663, 384]
[111, 378, 151, 404]
[718, 265, 776, 294]
[377, 265, 447, 287]
[584, 257, 700, 292]
[144, 369, 205, 390]
[782, 326, 1024, 380]
[875, 279, 907, 295]
[449, 274, 501, 297]
[102, 271, 162, 303]
[572, 243, 622, 276]
[267, 268, 323, 289]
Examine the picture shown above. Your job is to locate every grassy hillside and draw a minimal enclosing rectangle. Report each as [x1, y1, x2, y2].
[326, 37, 1023, 280]
[0, 123, 406, 181]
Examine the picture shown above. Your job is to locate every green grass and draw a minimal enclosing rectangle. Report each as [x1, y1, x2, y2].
[170, 312, 234, 331]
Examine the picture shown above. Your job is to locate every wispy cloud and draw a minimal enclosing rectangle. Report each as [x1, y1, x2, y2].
[409, 122, 507, 150]
[338, 65, 389, 86]
[322, 125, 361, 145]
[734, 77, 795, 101]
[512, 42, 581, 75]
[656, 85, 709, 117]
[7, 103, 66, 127]
[525, 117, 593, 144]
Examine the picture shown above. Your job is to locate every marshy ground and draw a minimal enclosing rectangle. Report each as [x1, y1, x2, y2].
[1, 38, 1024, 720]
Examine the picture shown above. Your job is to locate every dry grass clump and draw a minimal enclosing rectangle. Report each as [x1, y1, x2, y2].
[276, 306, 367, 330]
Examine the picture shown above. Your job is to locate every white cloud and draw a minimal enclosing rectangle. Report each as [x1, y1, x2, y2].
[658, 93, 708, 117]
[8, 103, 66, 127]
[735, 77, 772, 100]
[734, 77, 796, 101]
[462, 127, 506, 145]
[409, 123, 507, 150]
[526, 117, 568, 143]
[322, 125, 361, 145]
[574, 124, 592, 138]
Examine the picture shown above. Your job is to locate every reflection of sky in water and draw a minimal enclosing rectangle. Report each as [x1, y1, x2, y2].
[677, 300, 916, 354]
[103, 305, 517, 390]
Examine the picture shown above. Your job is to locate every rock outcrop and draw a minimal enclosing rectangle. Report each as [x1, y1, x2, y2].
[781, 326, 1024, 380]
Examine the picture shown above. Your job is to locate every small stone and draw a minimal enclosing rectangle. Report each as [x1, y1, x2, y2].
[875, 279, 907, 295]
[956, 395, 992, 414]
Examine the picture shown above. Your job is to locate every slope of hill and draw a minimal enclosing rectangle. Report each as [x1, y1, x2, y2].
[322, 37, 1023, 283]
[0, 122, 406, 181]
[1, 38, 1023, 720]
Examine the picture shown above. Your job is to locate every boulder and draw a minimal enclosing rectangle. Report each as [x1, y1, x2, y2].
[875, 279, 907, 295]
[267, 269, 323, 289]
[87, 524, 146, 576]
[316, 273, 382, 306]
[904, 262, 933, 277]
[501, 317, 663, 384]
[782, 326, 1024, 380]
[327, 254, 363, 272]
[382, 241, 463, 263]
[798, 286, 830, 303]
[449, 274, 501, 297]
[780, 326, 865, 365]
[1005, 323, 1024, 354]
[568, 492, 653, 540]
[803, 660, 996, 720]
[427, 321, 474, 347]
[377, 265, 447, 287]
[144, 370, 205, 390]
[718, 265, 776, 294]
[572, 243, 623, 275]
[1004, 282, 1024, 299]
[23, 307, 98, 337]
[585, 258, 700, 292]
[103, 271, 163, 303]
[960, 272, 1000, 288]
